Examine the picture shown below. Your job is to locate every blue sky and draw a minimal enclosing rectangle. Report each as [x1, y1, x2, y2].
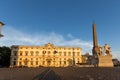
[0, 0, 120, 59]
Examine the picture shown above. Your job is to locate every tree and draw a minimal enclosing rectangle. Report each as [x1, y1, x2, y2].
[0, 46, 11, 67]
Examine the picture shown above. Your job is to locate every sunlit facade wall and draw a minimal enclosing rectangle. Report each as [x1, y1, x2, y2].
[10, 43, 82, 67]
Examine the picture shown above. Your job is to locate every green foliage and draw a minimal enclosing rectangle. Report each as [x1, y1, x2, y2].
[0, 46, 11, 67]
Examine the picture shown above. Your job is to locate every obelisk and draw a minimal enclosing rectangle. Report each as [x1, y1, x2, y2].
[93, 23, 98, 47]
[92, 23, 113, 67]
[92, 23, 100, 57]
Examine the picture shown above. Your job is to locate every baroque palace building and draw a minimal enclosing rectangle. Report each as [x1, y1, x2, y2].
[10, 43, 82, 67]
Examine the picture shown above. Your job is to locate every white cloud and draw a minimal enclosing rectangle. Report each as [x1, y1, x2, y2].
[0, 25, 93, 54]
[67, 33, 74, 39]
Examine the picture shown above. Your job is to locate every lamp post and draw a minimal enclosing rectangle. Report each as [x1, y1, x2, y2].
[0, 22, 4, 38]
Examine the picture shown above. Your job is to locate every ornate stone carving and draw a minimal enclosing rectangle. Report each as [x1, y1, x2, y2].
[104, 44, 111, 55]
[45, 43, 54, 48]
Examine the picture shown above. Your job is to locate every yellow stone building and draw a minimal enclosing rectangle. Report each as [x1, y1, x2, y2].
[10, 43, 82, 67]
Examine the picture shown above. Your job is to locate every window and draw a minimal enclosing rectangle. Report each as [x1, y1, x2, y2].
[36, 51, 39, 53]
[31, 61, 33, 65]
[59, 61, 61, 65]
[13, 51, 17, 56]
[59, 52, 62, 56]
[30, 51, 34, 56]
[19, 62, 22, 65]
[73, 52, 75, 56]
[64, 52, 66, 56]
[36, 51, 39, 56]
[43, 61, 45, 65]
[14, 53, 17, 56]
[25, 51, 28, 56]
[42, 51, 46, 54]
[13, 61, 16, 65]
[48, 51, 50, 54]
[19, 58, 22, 60]
[14, 58, 16, 60]
[24, 59, 28, 65]
[36, 61, 38, 65]
[68, 52, 71, 56]
[64, 61, 66, 65]
[19, 51, 22, 56]
[20, 53, 22, 56]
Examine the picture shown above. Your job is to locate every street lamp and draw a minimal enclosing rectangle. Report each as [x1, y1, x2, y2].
[0, 22, 5, 38]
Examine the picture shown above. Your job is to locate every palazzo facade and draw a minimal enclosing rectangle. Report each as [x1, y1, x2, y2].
[10, 43, 82, 67]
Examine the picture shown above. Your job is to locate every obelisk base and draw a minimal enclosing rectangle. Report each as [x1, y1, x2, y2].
[98, 55, 113, 67]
